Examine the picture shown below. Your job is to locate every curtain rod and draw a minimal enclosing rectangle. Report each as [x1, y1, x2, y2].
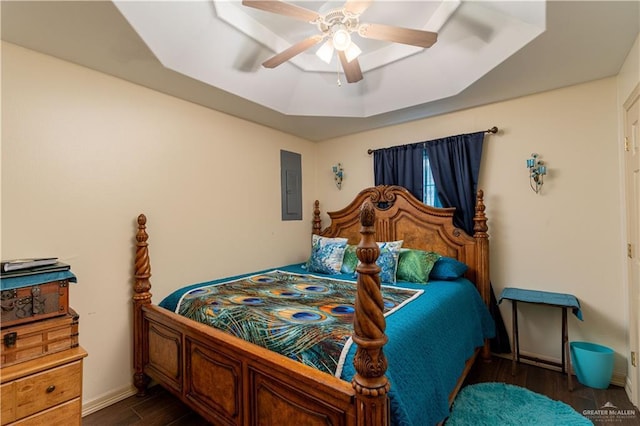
[367, 126, 499, 155]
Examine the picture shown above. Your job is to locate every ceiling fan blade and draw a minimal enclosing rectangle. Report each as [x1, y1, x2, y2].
[338, 51, 363, 83]
[262, 35, 323, 68]
[359, 23, 437, 48]
[242, 0, 320, 22]
[343, 0, 372, 15]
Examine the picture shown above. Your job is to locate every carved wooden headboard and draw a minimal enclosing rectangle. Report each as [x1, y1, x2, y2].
[312, 185, 489, 305]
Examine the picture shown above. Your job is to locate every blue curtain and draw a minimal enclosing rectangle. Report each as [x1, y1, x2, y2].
[373, 143, 424, 201]
[425, 132, 484, 235]
[425, 131, 510, 353]
[372, 131, 509, 353]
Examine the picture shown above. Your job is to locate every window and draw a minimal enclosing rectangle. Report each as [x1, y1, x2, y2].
[423, 151, 442, 207]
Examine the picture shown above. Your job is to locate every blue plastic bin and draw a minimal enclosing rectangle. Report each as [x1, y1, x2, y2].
[570, 341, 614, 389]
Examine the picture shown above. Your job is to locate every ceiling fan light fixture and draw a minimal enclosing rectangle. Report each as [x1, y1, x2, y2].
[241, 0, 441, 84]
[316, 40, 334, 64]
[331, 25, 351, 51]
[344, 42, 362, 63]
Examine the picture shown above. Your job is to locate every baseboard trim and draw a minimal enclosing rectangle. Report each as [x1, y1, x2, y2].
[493, 351, 626, 387]
[81, 384, 138, 417]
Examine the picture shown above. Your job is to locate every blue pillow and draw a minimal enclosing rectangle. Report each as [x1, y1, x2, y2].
[429, 256, 468, 280]
[353, 241, 403, 284]
[376, 241, 403, 284]
[306, 235, 348, 275]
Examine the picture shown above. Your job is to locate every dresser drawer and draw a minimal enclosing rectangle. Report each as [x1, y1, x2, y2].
[1, 381, 17, 423]
[13, 360, 82, 420]
[1, 347, 87, 426]
[12, 398, 81, 426]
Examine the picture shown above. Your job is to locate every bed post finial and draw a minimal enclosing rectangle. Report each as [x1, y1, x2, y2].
[473, 190, 488, 236]
[352, 201, 390, 426]
[133, 214, 152, 396]
[312, 200, 322, 235]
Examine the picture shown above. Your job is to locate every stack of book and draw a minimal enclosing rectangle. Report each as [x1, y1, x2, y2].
[1, 258, 70, 277]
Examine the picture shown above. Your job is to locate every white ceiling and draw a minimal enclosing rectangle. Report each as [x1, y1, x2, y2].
[2, 1, 639, 142]
[113, 1, 547, 117]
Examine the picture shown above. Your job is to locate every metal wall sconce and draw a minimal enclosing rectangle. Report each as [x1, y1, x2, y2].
[527, 153, 547, 194]
[332, 163, 343, 190]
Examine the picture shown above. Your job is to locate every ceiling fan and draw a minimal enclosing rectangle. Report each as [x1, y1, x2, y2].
[242, 0, 438, 83]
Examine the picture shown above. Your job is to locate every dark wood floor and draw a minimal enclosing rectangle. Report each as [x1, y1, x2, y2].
[83, 356, 639, 425]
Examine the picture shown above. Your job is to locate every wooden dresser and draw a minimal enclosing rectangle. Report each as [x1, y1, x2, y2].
[0, 346, 87, 425]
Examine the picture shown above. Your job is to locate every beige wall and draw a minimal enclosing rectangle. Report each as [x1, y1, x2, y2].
[1, 42, 316, 411]
[315, 77, 628, 381]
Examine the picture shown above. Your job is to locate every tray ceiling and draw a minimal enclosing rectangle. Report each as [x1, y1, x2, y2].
[2, 1, 639, 141]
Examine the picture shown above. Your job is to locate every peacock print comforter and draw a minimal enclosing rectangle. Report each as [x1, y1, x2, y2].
[160, 263, 495, 426]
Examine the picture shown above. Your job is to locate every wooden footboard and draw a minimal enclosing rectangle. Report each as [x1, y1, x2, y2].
[132, 185, 491, 426]
[141, 304, 357, 425]
[133, 203, 388, 426]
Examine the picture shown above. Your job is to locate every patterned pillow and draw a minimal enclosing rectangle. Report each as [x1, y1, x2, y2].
[376, 241, 403, 284]
[429, 256, 468, 280]
[306, 235, 348, 275]
[341, 244, 358, 274]
[354, 241, 403, 284]
[396, 249, 441, 283]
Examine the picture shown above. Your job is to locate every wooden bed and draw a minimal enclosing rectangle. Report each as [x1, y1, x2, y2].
[132, 185, 491, 426]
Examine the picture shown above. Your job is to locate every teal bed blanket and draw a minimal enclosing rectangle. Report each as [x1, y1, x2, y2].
[160, 263, 495, 426]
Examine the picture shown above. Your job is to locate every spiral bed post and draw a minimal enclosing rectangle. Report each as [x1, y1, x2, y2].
[133, 214, 152, 396]
[352, 201, 390, 426]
